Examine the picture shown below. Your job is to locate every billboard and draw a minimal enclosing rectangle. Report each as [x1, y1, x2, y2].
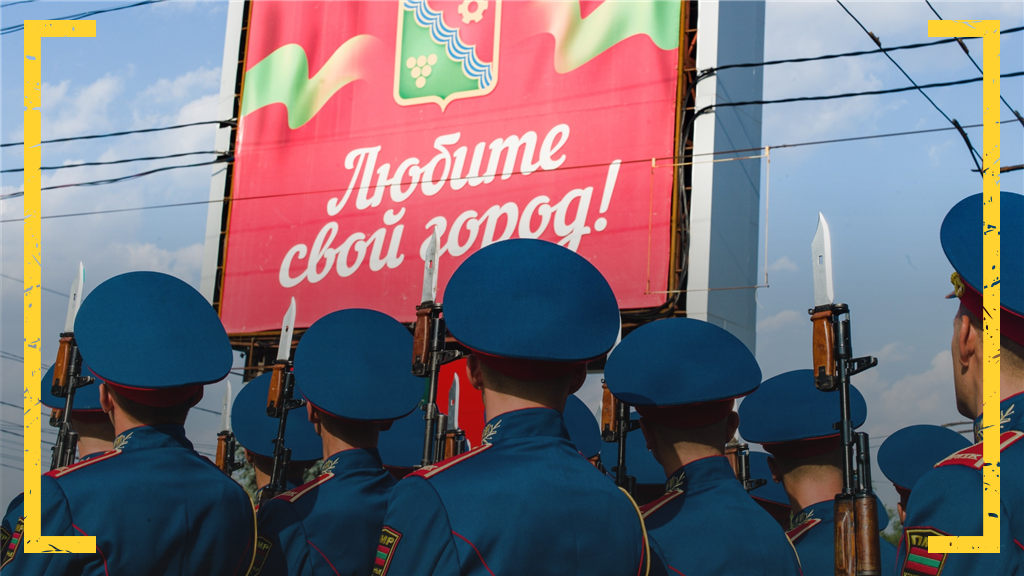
[219, 0, 683, 332]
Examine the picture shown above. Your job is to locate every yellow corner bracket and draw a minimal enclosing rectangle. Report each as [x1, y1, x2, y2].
[927, 19, 1001, 555]
[23, 20, 96, 554]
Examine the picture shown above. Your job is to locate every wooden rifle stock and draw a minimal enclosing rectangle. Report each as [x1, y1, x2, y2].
[600, 384, 618, 442]
[834, 495, 857, 576]
[412, 303, 434, 377]
[267, 363, 287, 417]
[811, 308, 837, 392]
[52, 336, 74, 393]
[263, 362, 303, 504]
[854, 495, 881, 576]
[215, 433, 229, 471]
[50, 333, 90, 470]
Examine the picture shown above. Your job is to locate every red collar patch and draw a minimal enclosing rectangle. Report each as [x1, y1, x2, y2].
[273, 472, 334, 503]
[640, 489, 684, 519]
[411, 444, 492, 480]
[45, 449, 121, 478]
[786, 517, 821, 543]
[935, 430, 1024, 470]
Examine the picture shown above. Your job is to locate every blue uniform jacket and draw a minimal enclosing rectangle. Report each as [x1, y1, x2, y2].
[896, 393, 1024, 576]
[373, 407, 649, 576]
[787, 500, 896, 576]
[1, 453, 107, 559]
[1, 425, 256, 575]
[248, 448, 394, 576]
[641, 456, 802, 576]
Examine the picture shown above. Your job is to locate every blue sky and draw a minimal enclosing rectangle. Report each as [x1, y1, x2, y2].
[1, 0, 1022, 513]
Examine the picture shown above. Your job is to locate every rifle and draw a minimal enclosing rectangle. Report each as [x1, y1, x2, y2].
[215, 380, 243, 476]
[440, 374, 468, 460]
[809, 214, 880, 576]
[735, 443, 766, 492]
[411, 232, 462, 466]
[261, 298, 305, 505]
[601, 383, 638, 495]
[50, 263, 94, 470]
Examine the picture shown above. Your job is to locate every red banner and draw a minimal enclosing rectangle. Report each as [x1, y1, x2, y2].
[221, 0, 681, 332]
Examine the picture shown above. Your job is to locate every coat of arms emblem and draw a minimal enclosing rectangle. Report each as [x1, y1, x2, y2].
[394, 0, 501, 110]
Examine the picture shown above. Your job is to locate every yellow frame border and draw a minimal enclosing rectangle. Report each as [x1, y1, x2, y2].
[926, 19, 1001, 554]
[22, 20, 96, 554]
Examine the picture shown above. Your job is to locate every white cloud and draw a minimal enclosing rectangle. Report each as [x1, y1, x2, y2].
[875, 342, 911, 363]
[139, 67, 220, 104]
[107, 242, 205, 286]
[768, 255, 798, 272]
[40, 75, 123, 140]
[856, 351, 964, 440]
[757, 309, 803, 332]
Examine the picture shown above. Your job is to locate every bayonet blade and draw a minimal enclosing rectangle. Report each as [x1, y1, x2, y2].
[447, 374, 459, 431]
[221, 380, 232, 432]
[64, 262, 84, 333]
[422, 231, 439, 304]
[277, 298, 296, 362]
[811, 213, 834, 307]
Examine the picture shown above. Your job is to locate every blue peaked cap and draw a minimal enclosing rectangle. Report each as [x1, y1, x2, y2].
[563, 394, 602, 458]
[231, 372, 322, 462]
[294, 309, 422, 422]
[604, 318, 761, 407]
[74, 272, 233, 389]
[378, 408, 426, 469]
[747, 450, 890, 530]
[41, 361, 102, 412]
[739, 369, 866, 445]
[747, 451, 788, 507]
[877, 424, 972, 493]
[940, 192, 1024, 344]
[443, 239, 620, 362]
[601, 413, 664, 485]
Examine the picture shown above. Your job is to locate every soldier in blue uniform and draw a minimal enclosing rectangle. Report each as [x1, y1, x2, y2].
[378, 409, 429, 481]
[2, 271, 255, 575]
[374, 239, 649, 576]
[249, 308, 422, 576]
[599, 411, 673, 505]
[604, 317, 802, 576]
[1, 362, 114, 559]
[877, 425, 971, 526]
[748, 450, 796, 528]
[895, 192, 1024, 576]
[231, 372, 322, 498]
[739, 369, 897, 576]
[562, 393, 604, 469]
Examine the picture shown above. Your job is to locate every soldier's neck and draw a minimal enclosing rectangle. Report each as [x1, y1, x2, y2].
[319, 432, 377, 462]
[480, 387, 565, 422]
[654, 441, 723, 479]
[77, 435, 114, 457]
[781, 472, 843, 515]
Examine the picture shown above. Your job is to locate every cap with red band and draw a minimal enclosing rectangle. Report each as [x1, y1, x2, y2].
[73, 271, 233, 408]
[442, 239, 621, 382]
[604, 317, 760, 429]
[941, 192, 1024, 347]
[739, 369, 867, 458]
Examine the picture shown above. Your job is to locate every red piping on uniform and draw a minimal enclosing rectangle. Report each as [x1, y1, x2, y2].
[1015, 539, 1024, 551]
[308, 540, 340, 575]
[636, 529, 646, 576]
[451, 531, 496, 576]
[668, 566, 684, 575]
[231, 534, 252, 576]
[72, 524, 108, 576]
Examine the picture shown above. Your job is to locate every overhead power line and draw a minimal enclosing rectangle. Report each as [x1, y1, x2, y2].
[706, 25, 1024, 75]
[696, 71, 1024, 115]
[0, 273, 69, 297]
[2, 118, 1016, 225]
[1, 150, 222, 174]
[0, 0, 168, 35]
[0, 157, 230, 200]
[0, 0, 40, 7]
[835, 0, 984, 175]
[0, 119, 232, 149]
[923, 1, 1024, 129]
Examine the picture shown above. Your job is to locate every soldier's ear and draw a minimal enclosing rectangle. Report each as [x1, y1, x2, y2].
[466, 355, 485, 391]
[897, 502, 906, 526]
[956, 312, 977, 368]
[566, 364, 587, 395]
[766, 456, 782, 484]
[98, 383, 115, 414]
